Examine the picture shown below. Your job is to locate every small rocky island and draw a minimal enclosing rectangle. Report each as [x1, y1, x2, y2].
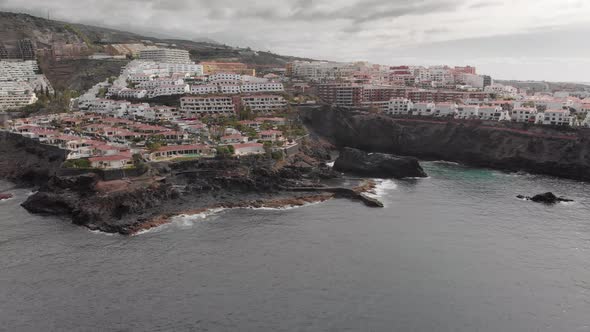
[517, 192, 574, 204]
[334, 147, 428, 179]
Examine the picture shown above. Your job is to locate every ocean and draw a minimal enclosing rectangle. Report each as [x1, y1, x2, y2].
[0, 162, 589, 331]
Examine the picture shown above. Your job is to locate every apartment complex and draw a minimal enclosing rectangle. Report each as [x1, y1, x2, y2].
[240, 95, 287, 113]
[180, 96, 238, 116]
[139, 48, 191, 64]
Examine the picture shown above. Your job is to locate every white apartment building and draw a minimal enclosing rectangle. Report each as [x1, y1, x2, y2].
[180, 96, 236, 116]
[428, 67, 454, 84]
[478, 106, 507, 121]
[241, 75, 268, 83]
[241, 82, 284, 93]
[484, 84, 518, 98]
[511, 107, 537, 123]
[456, 105, 479, 119]
[117, 89, 148, 99]
[128, 74, 155, 84]
[138, 78, 184, 89]
[0, 81, 37, 110]
[456, 73, 484, 89]
[387, 98, 413, 115]
[241, 95, 287, 113]
[0, 60, 38, 81]
[149, 84, 190, 98]
[209, 73, 242, 82]
[219, 84, 241, 94]
[541, 109, 572, 126]
[190, 84, 219, 95]
[412, 102, 436, 116]
[160, 63, 203, 76]
[433, 103, 458, 117]
[291, 61, 346, 81]
[139, 48, 191, 64]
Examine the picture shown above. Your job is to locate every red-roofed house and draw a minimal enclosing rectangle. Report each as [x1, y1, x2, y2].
[221, 134, 248, 144]
[89, 154, 133, 169]
[259, 130, 284, 142]
[232, 143, 265, 156]
[148, 144, 213, 161]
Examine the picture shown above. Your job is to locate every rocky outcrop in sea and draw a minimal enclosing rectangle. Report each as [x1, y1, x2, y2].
[334, 147, 427, 179]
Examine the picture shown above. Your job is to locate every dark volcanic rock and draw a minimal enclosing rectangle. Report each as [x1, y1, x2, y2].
[300, 107, 590, 182]
[334, 147, 427, 179]
[517, 192, 574, 204]
[0, 132, 67, 186]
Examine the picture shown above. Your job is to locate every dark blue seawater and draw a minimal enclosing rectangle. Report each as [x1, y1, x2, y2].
[1, 162, 589, 331]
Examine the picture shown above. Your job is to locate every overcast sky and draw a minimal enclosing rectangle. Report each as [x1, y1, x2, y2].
[2, 0, 590, 82]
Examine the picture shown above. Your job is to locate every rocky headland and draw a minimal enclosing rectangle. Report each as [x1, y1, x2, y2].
[2, 133, 403, 234]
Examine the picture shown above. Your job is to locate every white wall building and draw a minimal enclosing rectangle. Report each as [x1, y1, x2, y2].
[180, 96, 236, 116]
[148, 84, 190, 98]
[455, 105, 479, 119]
[117, 89, 148, 99]
[190, 84, 219, 95]
[241, 95, 287, 113]
[511, 107, 537, 123]
[241, 82, 284, 93]
[139, 48, 191, 64]
[412, 102, 436, 116]
[434, 103, 458, 117]
[0, 81, 37, 110]
[387, 98, 413, 115]
[478, 106, 508, 121]
[484, 84, 518, 98]
[219, 84, 241, 94]
[541, 109, 572, 126]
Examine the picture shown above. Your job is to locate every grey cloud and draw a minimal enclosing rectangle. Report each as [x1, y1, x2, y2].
[1, 0, 590, 81]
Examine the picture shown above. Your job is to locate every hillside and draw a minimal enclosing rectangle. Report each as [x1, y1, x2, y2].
[1, 11, 313, 91]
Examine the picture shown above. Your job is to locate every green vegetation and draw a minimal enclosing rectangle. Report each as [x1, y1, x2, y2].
[132, 153, 148, 173]
[146, 141, 163, 152]
[63, 158, 91, 169]
[20, 89, 79, 117]
[216, 145, 235, 158]
[239, 107, 256, 121]
[271, 150, 284, 161]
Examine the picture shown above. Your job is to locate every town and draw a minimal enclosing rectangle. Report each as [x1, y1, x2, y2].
[3, 40, 590, 171]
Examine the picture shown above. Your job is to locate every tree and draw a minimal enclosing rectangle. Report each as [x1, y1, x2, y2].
[132, 153, 148, 173]
[271, 150, 284, 161]
[239, 106, 255, 120]
[146, 141, 162, 152]
[63, 158, 91, 169]
[216, 145, 234, 158]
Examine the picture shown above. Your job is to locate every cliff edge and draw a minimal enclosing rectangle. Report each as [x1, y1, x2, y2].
[300, 107, 590, 182]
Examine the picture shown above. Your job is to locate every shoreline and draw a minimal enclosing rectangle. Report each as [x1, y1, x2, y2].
[127, 193, 336, 235]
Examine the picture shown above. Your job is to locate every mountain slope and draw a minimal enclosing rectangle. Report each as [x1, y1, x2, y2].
[1, 11, 313, 68]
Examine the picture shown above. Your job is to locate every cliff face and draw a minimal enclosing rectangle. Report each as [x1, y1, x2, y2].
[301, 108, 590, 181]
[0, 132, 67, 186]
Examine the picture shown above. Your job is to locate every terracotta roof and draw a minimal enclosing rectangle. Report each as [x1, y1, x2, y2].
[156, 144, 210, 152]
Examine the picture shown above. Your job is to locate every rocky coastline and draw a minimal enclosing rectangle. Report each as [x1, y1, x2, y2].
[301, 107, 590, 182]
[4, 134, 409, 234]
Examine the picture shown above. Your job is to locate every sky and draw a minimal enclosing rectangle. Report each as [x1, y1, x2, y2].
[2, 0, 590, 82]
